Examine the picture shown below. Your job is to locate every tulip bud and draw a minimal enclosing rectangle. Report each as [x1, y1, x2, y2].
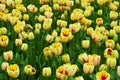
[21, 43, 28, 51]
[24, 65, 36, 75]
[112, 50, 119, 59]
[83, 63, 94, 74]
[117, 66, 120, 77]
[52, 30, 58, 37]
[42, 67, 51, 77]
[7, 64, 20, 78]
[113, 34, 118, 42]
[23, 14, 29, 21]
[53, 4, 59, 10]
[75, 76, 84, 80]
[3, 51, 13, 61]
[116, 43, 120, 50]
[35, 23, 41, 30]
[46, 34, 54, 43]
[78, 53, 88, 63]
[110, 11, 118, 20]
[109, 29, 116, 37]
[99, 64, 107, 71]
[110, 21, 117, 28]
[97, 10, 102, 16]
[15, 0, 22, 4]
[62, 54, 70, 63]
[1, 27, 7, 34]
[106, 57, 116, 68]
[1, 62, 9, 70]
[28, 32, 34, 40]
[15, 38, 22, 46]
[34, 29, 40, 34]
[81, 40, 90, 49]
[96, 18, 103, 25]
[87, 27, 94, 36]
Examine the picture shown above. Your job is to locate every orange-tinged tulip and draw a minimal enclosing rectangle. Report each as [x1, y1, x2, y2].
[1, 62, 9, 71]
[78, 52, 88, 63]
[3, 51, 13, 61]
[83, 63, 94, 74]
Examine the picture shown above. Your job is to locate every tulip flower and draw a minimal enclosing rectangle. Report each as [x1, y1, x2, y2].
[21, 43, 28, 51]
[42, 67, 51, 77]
[1, 62, 9, 71]
[3, 51, 13, 61]
[78, 52, 88, 63]
[7, 64, 20, 78]
[0, 35, 9, 47]
[24, 65, 36, 75]
[83, 63, 94, 74]
[106, 57, 116, 68]
[105, 39, 115, 49]
[62, 54, 70, 63]
[99, 64, 108, 71]
[96, 71, 110, 80]
[15, 38, 22, 46]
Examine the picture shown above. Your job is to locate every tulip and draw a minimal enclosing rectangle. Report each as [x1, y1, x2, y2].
[99, 64, 108, 71]
[0, 35, 9, 47]
[24, 65, 36, 75]
[96, 71, 110, 80]
[21, 43, 28, 51]
[14, 21, 25, 33]
[75, 76, 84, 80]
[18, 32, 28, 40]
[104, 48, 113, 58]
[42, 67, 51, 77]
[6, 0, 15, 8]
[62, 54, 70, 63]
[43, 47, 52, 59]
[44, 12, 53, 18]
[81, 40, 90, 49]
[110, 11, 118, 20]
[50, 42, 63, 56]
[117, 66, 120, 77]
[35, 23, 42, 30]
[27, 4, 38, 13]
[83, 63, 94, 74]
[106, 57, 116, 68]
[23, 14, 29, 21]
[105, 39, 115, 49]
[113, 26, 120, 34]
[15, 0, 22, 4]
[91, 31, 103, 42]
[3, 51, 13, 61]
[112, 50, 119, 59]
[109, 29, 116, 37]
[28, 32, 34, 40]
[53, 4, 59, 10]
[46, 34, 54, 43]
[52, 30, 58, 37]
[110, 21, 117, 28]
[15, 38, 22, 46]
[1, 62, 9, 70]
[96, 18, 103, 25]
[78, 52, 88, 63]
[7, 64, 20, 78]
[0, 27, 7, 35]
[88, 54, 101, 66]
[12, 9, 22, 19]
[97, 0, 106, 6]
[34, 29, 40, 35]
[43, 21, 51, 30]
[60, 28, 73, 42]
[97, 10, 102, 16]
[87, 27, 94, 36]
[116, 43, 120, 50]
[69, 23, 81, 33]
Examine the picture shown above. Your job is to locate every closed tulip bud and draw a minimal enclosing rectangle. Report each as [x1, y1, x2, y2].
[102, 36, 108, 41]
[83, 63, 94, 74]
[106, 57, 116, 68]
[3, 51, 13, 61]
[18, 32, 28, 40]
[43, 22, 51, 30]
[46, 34, 54, 43]
[81, 40, 90, 49]
[99, 64, 108, 71]
[62, 54, 70, 63]
[113, 26, 120, 34]
[116, 43, 120, 50]
[113, 34, 118, 42]
[1, 62, 9, 70]
[52, 30, 58, 37]
[38, 15, 46, 22]
[75, 76, 84, 80]
[110, 11, 118, 20]
[78, 52, 88, 63]
[97, 10, 102, 16]
[42, 67, 51, 77]
[28, 32, 34, 40]
[7, 64, 20, 78]
[61, 14, 66, 20]
[35, 23, 41, 30]
[23, 14, 29, 21]
[87, 27, 94, 36]
[53, 4, 59, 10]
[15, 38, 22, 46]
[34, 29, 40, 34]
[96, 71, 110, 80]
[109, 29, 116, 37]
[105, 39, 115, 49]
[21, 43, 28, 51]
[1, 27, 7, 34]
[112, 50, 119, 59]
[88, 54, 101, 66]
[117, 66, 120, 77]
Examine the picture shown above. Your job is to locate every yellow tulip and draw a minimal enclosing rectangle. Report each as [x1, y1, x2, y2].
[42, 67, 51, 77]
[96, 71, 110, 80]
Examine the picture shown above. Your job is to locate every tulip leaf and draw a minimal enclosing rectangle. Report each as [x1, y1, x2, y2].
[67, 76, 75, 80]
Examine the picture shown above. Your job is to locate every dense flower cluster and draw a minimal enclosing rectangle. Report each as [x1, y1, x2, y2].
[0, 0, 120, 80]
